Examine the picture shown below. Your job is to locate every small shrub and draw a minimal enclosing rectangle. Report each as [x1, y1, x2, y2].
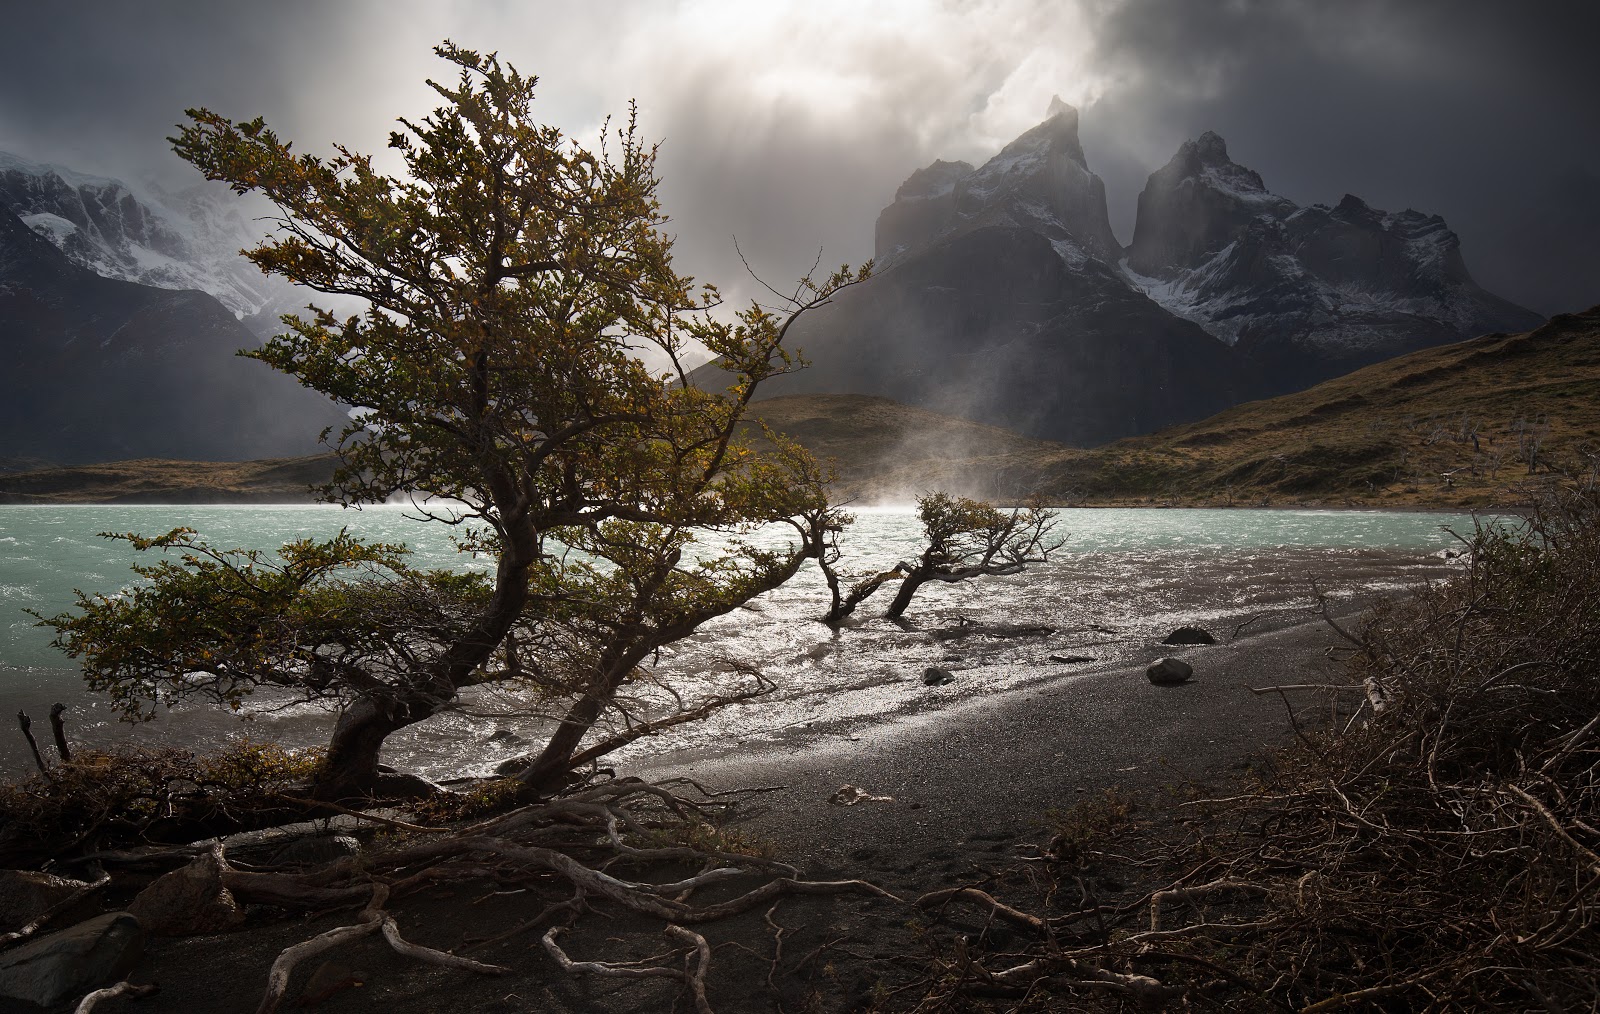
[408, 777, 524, 824]
[0, 739, 321, 862]
[1045, 787, 1137, 867]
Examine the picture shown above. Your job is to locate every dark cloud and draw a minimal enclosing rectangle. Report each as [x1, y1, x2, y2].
[1077, 0, 1600, 313]
[0, 1, 1594, 317]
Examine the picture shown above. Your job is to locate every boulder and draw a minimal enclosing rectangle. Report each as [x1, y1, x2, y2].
[922, 666, 955, 686]
[0, 870, 94, 934]
[268, 833, 361, 871]
[128, 852, 245, 936]
[1146, 658, 1194, 685]
[1162, 626, 1216, 645]
[0, 912, 143, 1007]
[487, 728, 524, 745]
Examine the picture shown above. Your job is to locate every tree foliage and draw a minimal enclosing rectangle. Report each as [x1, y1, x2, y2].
[819, 492, 1060, 623]
[41, 43, 864, 799]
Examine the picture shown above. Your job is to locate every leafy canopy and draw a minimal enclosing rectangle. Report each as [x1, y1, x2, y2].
[43, 43, 865, 789]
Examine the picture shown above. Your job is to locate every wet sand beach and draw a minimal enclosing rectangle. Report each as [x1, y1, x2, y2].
[72, 609, 1356, 1014]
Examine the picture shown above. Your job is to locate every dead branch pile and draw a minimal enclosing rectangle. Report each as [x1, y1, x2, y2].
[905, 492, 1600, 1012]
[62, 777, 896, 1013]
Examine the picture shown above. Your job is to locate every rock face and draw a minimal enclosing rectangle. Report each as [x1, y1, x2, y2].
[1123, 133, 1543, 388]
[0, 203, 346, 463]
[128, 853, 246, 936]
[0, 150, 304, 328]
[0, 912, 143, 1007]
[0, 871, 93, 933]
[269, 834, 361, 871]
[698, 105, 1540, 447]
[717, 100, 1255, 446]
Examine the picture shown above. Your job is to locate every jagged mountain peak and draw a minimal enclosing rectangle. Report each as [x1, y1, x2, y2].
[874, 101, 1118, 267]
[995, 98, 1086, 169]
[893, 159, 975, 202]
[1192, 130, 1230, 162]
[1162, 131, 1278, 204]
[1126, 132, 1296, 277]
[1124, 134, 1541, 380]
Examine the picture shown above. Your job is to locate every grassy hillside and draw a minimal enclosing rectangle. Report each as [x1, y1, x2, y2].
[6, 307, 1597, 508]
[742, 394, 1076, 503]
[1047, 306, 1600, 507]
[0, 454, 337, 504]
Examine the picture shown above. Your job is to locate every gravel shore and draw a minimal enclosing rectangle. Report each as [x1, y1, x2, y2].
[10, 614, 1353, 1014]
[638, 612, 1351, 882]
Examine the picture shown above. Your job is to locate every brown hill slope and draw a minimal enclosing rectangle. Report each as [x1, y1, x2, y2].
[5, 307, 1597, 508]
[739, 394, 1075, 503]
[1044, 306, 1600, 506]
[0, 455, 337, 504]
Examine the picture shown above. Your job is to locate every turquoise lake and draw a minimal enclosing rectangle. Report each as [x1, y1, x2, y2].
[0, 505, 1488, 777]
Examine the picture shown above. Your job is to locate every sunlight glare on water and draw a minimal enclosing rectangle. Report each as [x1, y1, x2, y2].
[0, 505, 1486, 776]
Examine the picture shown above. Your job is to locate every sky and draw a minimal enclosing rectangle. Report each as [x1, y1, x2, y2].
[2, 0, 1596, 316]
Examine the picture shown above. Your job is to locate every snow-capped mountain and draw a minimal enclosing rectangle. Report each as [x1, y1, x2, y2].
[0, 150, 303, 327]
[696, 101, 1254, 447]
[697, 104, 1543, 446]
[1122, 132, 1542, 384]
[0, 201, 346, 464]
[875, 97, 1122, 271]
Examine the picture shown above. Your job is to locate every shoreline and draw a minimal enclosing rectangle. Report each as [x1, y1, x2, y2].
[631, 607, 1355, 878]
[85, 608, 1361, 1014]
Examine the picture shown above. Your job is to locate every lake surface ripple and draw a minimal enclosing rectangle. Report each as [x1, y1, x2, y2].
[0, 505, 1484, 778]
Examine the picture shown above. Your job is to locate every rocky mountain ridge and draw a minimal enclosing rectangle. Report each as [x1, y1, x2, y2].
[721, 101, 1542, 447]
[0, 150, 308, 334]
[1121, 131, 1541, 385]
[0, 201, 345, 463]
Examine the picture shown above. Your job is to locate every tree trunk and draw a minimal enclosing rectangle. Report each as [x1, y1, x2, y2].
[884, 570, 931, 621]
[515, 652, 641, 795]
[312, 514, 538, 801]
[312, 695, 439, 801]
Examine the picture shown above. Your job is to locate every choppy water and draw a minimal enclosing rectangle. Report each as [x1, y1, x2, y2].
[0, 505, 1484, 777]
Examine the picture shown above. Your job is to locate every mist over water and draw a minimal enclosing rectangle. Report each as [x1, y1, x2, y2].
[0, 505, 1480, 778]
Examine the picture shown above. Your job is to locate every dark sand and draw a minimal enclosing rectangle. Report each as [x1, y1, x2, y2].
[14, 615, 1352, 1014]
[640, 613, 1347, 871]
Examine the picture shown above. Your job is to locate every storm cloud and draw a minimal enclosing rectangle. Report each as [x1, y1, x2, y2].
[3, 0, 1595, 316]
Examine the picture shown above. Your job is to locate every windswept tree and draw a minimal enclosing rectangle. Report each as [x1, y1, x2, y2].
[41, 43, 864, 800]
[819, 493, 1060, 623]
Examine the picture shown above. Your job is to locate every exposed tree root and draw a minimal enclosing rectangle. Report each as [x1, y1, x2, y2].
[256, 883, 508, 1014]
[74, 982, 158, 1014]
[106, 777, 907, 1012]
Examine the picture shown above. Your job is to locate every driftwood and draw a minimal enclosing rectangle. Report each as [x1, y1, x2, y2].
[94, 778, 911, 1014]
[74, 982, 158, 1014]
[47, 703, 71, 763]
[15, 711, 46, 775]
